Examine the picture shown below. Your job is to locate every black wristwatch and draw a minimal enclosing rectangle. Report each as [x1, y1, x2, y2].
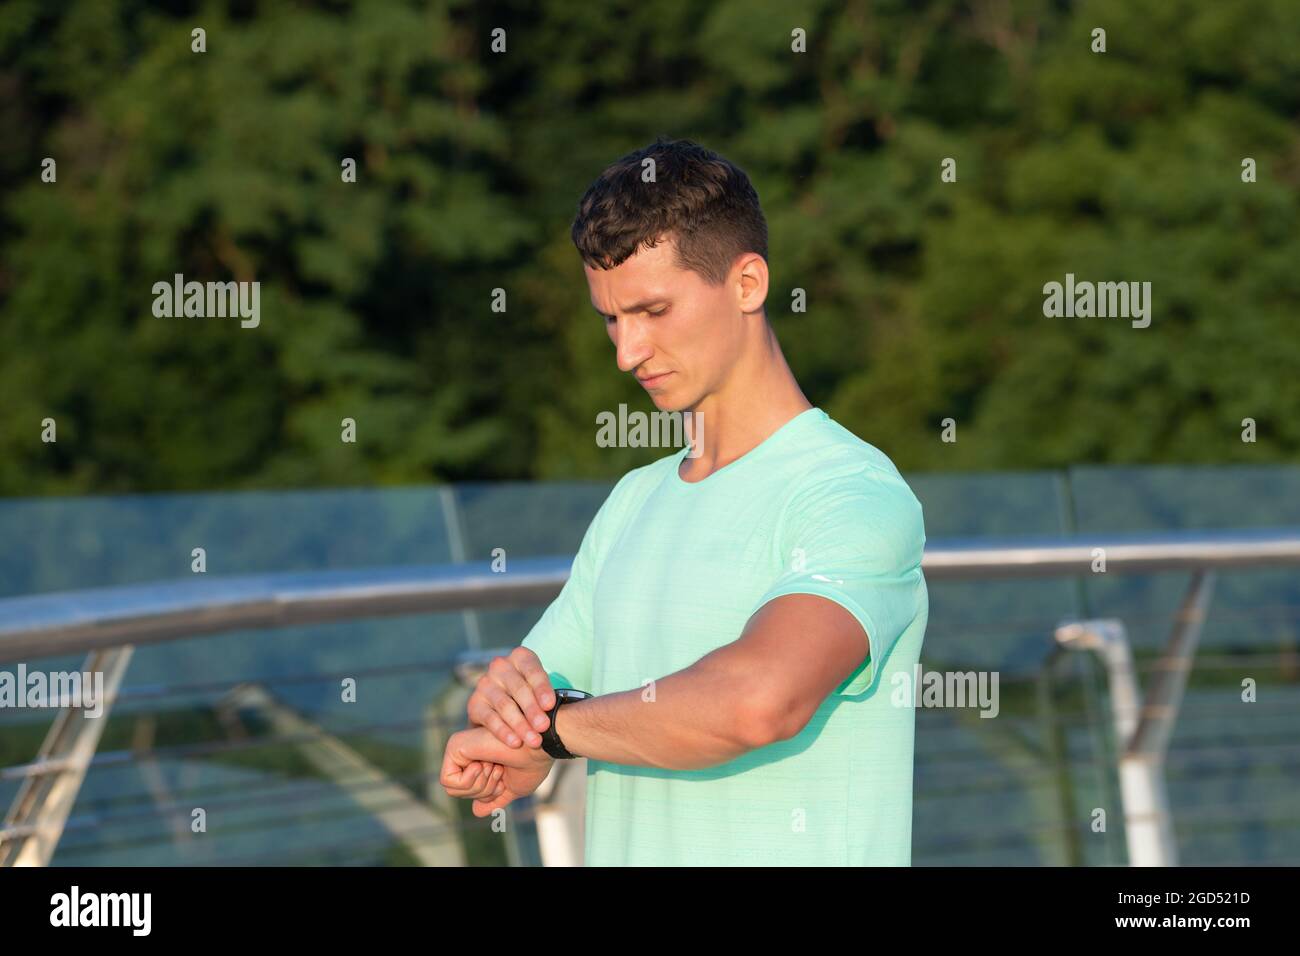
[541, 688, 592, 759]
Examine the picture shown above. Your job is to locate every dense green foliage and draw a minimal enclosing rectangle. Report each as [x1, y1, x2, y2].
[2, 0, 1297, 494]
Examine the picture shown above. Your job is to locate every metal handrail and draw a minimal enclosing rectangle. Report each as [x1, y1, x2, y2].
[0, 557, 571, 664]
[3, 527, 1299, 663]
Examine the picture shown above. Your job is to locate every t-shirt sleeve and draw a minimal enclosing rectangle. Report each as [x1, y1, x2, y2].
[753, 465, 927, 698]
[519, 475, 629, 692]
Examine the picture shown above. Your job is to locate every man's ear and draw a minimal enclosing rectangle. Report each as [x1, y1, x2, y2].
[735, 252, 769, 316]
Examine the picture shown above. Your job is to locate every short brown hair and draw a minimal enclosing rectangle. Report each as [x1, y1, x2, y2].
[571, 137, 768, 287]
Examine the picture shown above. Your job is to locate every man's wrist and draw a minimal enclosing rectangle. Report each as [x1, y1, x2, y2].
[540, 688, 594, 759]
[552, 701, 580, 758]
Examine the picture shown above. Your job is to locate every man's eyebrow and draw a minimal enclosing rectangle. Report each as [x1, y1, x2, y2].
[591, 299, 668, 317]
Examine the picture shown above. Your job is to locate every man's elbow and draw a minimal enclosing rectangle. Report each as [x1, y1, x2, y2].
[730, 691, 808, 750]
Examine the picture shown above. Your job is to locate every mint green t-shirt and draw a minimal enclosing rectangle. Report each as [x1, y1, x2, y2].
[521, 407, 928, 866]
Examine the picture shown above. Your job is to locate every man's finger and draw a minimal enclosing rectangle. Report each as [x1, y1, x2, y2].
[510, 647, 557, 711]
[495, 664, 551, 737]
[472, 789, 515, 817]
[479, 678, 543, 747]
[440, 760, 484, 797]
[447, 759, 480, 786]
[445, 761, 506, 799]
[469, 690, 529, 747]
[474, 763, 503, 798]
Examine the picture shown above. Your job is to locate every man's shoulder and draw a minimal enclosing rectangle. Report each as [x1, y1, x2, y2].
[781, 413, 915, 496]
[771, 415, 926, 549]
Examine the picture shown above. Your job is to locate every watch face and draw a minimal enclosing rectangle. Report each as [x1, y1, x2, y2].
[556, 688, 592, 703]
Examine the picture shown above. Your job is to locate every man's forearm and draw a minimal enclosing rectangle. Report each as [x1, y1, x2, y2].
[552, 645, 781, 771]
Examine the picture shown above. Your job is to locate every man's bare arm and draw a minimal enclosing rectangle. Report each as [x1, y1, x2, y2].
[551, 593, 869, 771]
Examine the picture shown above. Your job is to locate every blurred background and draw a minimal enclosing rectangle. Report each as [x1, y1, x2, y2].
[1, 0, 1298, 866]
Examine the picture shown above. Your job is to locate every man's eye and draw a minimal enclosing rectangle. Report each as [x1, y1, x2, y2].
[647, 307, 668, 317]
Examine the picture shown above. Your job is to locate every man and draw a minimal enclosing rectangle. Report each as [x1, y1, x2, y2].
[440, 137, 928, 865]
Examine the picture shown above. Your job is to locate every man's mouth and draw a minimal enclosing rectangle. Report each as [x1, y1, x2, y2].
[637, 371, 672, 388]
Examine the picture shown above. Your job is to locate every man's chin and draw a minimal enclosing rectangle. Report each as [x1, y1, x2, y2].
[642, 379, 703, 416]
[649, 393, 689, 414]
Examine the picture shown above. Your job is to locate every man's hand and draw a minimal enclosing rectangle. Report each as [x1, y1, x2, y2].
[440, 725, 555, 817]
[467, 647, 556, 749]
[440, 755, 507, 804]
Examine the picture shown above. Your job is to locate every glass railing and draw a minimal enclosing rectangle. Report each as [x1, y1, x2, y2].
[2, 464, 1298, 865]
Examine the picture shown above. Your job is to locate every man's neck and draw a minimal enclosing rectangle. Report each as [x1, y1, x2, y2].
[679, 331, 811, 482]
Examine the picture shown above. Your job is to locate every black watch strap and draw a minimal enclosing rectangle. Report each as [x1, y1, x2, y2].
[541, 688, 592, 759]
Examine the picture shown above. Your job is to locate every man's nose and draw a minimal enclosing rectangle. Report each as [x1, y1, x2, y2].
[613, 317, 652, 373]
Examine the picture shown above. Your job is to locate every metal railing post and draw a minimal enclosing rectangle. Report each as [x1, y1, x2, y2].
[1055, 569, 1216, 867]
[1, 647, 133, 866]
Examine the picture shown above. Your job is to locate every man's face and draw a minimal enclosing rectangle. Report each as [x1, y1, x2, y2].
[585, 236, 747, 413]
